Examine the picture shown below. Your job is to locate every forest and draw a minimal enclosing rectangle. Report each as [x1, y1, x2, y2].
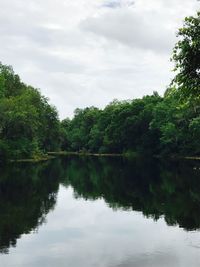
[0, 12, 199, 161]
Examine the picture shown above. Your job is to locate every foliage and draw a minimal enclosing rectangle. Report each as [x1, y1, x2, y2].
[62, 94, 162, 154]
[172, 12, 200, 99]
[0, 63, 61, 160]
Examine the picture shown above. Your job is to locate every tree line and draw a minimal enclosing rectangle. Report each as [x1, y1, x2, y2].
[0, 63, 60, 160]
[60, 12, 200, 156]
[0, 12, 200, 160]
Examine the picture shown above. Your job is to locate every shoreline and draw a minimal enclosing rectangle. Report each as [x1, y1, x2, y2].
[6, 152, 200, 163]
[9, 155, 56, 163]
[47, 151, 122, 157]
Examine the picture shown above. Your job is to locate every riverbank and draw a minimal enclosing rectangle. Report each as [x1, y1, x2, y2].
[6, 151, 200, 163]
[7, 151, 122, 163]
[47, 151, 122, 157]
[9, 155, 56, 163]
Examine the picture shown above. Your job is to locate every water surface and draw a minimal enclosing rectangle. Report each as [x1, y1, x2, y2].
[1, 157, 200, 266]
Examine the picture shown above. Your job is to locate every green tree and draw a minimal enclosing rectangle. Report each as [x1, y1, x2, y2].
[0, 63, 61, 160]
[172, 12, 200, 100]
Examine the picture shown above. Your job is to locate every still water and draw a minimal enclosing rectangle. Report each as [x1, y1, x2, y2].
[1, 156, 200, 266]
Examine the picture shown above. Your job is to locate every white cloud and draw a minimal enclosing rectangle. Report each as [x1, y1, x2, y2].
[101, 0, 135, 9]
[81, 8, 175, 53]
[0, 0, 199, 118]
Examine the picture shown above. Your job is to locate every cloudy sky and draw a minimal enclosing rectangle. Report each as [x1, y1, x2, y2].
[0, 0, 199, 118]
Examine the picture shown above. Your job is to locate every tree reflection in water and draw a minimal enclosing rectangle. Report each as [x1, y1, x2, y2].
[1, 156, 200, 254]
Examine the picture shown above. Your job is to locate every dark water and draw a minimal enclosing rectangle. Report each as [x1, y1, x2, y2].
[1, 156, 200, 266]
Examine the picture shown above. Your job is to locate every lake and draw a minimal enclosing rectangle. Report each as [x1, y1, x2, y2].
[1, 156, 200, 267]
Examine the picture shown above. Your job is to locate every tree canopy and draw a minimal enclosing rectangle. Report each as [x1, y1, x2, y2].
[0, 63, 60, 161]
[172, 12, 200, 99]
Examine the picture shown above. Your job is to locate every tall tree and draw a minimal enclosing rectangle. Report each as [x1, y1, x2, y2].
[172, 12, 200, 100]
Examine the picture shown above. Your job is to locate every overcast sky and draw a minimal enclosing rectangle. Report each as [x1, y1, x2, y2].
[0, 0, 199, 118]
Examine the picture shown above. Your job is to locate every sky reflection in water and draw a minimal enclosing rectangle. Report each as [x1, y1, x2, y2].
[1, 157, 200, 267]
